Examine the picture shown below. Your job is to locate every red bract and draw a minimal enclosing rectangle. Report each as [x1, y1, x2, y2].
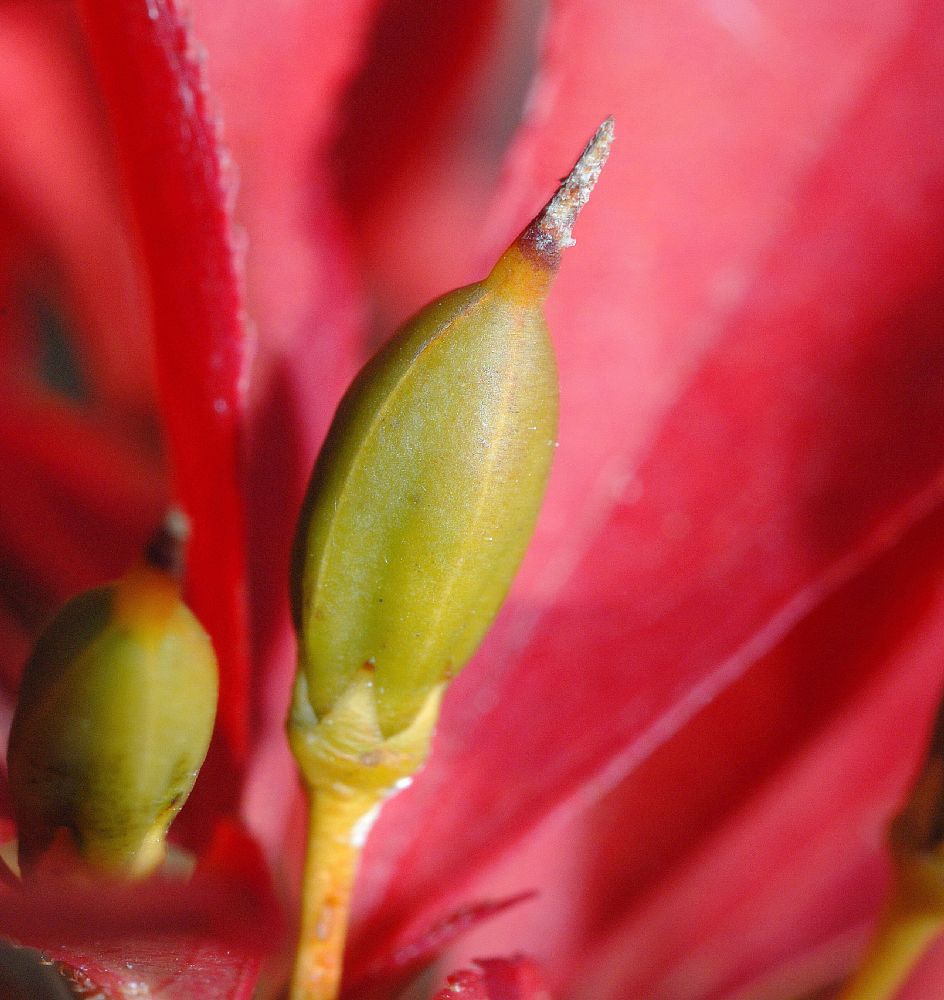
[1, 1, 943, 999]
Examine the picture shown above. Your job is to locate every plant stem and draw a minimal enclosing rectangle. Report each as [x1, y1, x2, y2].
[835, 897, 943, 1000]
[290, 785, 380, 1000]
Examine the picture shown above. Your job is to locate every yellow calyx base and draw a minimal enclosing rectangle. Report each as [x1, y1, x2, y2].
[287, 671, 443, 1000]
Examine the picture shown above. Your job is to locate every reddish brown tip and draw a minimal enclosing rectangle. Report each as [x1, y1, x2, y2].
[519, 116, 615, 267]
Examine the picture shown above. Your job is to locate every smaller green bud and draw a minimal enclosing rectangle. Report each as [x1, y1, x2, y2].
[7, 513, 218, 879]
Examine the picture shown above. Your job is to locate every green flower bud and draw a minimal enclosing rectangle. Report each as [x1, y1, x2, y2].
[291, 120, 614, 749]
[7, 516, 218, 879]
[291, 256, 558, 743]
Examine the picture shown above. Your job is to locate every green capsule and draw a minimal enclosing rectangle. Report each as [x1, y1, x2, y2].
[292, 119, 614, 745]
[8, 519, 218, 879]
[291, 251, 557, 741]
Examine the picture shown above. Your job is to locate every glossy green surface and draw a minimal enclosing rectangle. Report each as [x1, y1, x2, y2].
[8, 582, 218, 876]
[292, 260, 558, 738]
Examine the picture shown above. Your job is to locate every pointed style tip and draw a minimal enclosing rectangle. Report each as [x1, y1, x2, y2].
[144, 507, 191, 577]
[520, 117, 615, 267]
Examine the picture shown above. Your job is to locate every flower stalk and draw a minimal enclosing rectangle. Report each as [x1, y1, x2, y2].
[292, 785, 381, 1000]
[287, 120, 613, 1000]
[288, 670, 443, 1000]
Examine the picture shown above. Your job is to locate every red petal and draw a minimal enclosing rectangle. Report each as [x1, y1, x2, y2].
[331, 0, 513, 335]
[0, 2, 165, 689]
[0, 393, 165, 615]
[50, 939, 262, 1000]
[566, 501, 944, 999]
[351, 893, 536, 999]
[77, 0, 252, 765]
[0, 829, 280, 999]
[347, 0, 944, 985]
[433, 956, 547, 1000]
[0, 2, 156, 417]
[333, 0, 501, 222]
[0, 829, 282, 947]
[186, 0, 379, 856]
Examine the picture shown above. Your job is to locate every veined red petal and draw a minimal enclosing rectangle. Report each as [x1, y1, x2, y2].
[568, 500, 944, 1000]
[5, 0, 942, 996]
